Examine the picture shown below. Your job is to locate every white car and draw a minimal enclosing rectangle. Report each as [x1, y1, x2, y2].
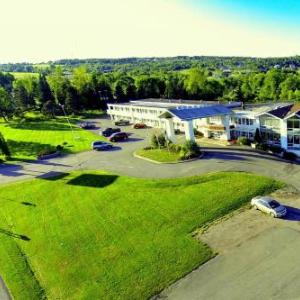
[251, 196, 287, 218]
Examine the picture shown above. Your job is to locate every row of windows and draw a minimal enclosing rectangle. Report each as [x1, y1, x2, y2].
[232, 117, 254, 126]
[231, 130, 254, 139]
[261, 129, 281, 145]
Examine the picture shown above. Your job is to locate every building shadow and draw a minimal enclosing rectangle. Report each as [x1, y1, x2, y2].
[0, 228, 30, 241]
[282, 206, 300, 221]
[67, 174, 118, 188]
[201, 147, 298, 164]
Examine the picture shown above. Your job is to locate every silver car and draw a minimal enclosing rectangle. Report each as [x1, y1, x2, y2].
[251, 196, 287, 218]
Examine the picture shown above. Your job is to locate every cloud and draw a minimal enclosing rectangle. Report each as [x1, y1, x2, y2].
[0, 0, 299, 62]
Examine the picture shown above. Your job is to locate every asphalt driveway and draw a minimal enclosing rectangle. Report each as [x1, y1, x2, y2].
[158, 190, 300, 300]
[0, 118, 299, 190]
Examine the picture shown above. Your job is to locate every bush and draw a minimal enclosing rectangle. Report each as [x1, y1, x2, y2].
[180, 140, 201, 160]
[151, 133, 167, 149]
[237, 136, 250, 146]
[168, 143, 182, 153]
[283, 151, 298, 161]
[256, 143, 268, 151]
[143, 146, 154, 150]
[56, 145, 64, 152]
[268, 145, 283, 154]
[37, 147, 57, 157]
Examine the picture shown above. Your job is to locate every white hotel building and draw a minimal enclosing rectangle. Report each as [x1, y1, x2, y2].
[107, 99, 300, 156]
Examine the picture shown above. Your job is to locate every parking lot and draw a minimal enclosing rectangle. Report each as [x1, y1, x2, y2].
[158, 189, 300, 300]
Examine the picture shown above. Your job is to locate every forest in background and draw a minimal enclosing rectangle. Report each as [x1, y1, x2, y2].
[1, 55, 300, 120]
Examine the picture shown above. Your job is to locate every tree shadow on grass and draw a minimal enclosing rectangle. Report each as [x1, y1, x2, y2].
[37, 171, 70, 181]
[67, 174, 118, 188]
[0, 228, 30, 241]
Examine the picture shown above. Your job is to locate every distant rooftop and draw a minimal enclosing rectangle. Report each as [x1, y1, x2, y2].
[108, 98, 242, 109]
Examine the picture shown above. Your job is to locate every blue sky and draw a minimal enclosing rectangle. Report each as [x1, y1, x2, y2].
[0, 0, 300, 63]
[190, 0, 300, 33]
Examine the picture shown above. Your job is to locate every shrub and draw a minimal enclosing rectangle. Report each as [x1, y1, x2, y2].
[151, 133, 167, 149]
[283, 151, 298, 161]
[237, 136, 250, 146]
[256, 143, 268, 151]
[37, 147, 56, 157]
[0, 132, 11, 158]
[56, 145, 64, 152]
[180, 140, 201, 160]
[143, 146, 154, 150]
[168, 143, 182, 153]
[268, 145, 283, 154]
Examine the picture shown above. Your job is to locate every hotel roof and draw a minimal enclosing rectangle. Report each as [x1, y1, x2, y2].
[267, 103, 300, 119]
[159, 105, 232, 121]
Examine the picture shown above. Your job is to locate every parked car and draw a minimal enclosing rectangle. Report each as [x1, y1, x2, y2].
[251, 196, 287, 218]
[100, 127, 121, 137]
[79, 122, 96, 129]
[114, 119, 130, 126]
[133, 123, 147, 129]
[91, 141, 114, 151]
[108, 132, 129, 142]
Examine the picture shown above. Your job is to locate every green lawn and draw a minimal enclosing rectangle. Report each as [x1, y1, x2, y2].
[136, 148, 182, 163]
[5, 72, 39, 79]
[0, 118, 101, 160]
[0, 171, 282, 299]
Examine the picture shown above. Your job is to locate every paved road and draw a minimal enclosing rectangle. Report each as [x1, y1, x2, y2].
[0, 118, 299, 189]
[0, 276, 11, 300]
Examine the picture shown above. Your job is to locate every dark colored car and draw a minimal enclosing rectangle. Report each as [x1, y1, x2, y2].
[91, 141, 114, 151]
[101, 127, 121, 137]
[133, 123, 147, 129]
[108, 132, 129, 142]
[79, 122, 96, 129]
[114, 119, 130, 126]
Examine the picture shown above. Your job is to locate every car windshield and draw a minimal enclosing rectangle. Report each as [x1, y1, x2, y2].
[268, 200, 281, 208]
[93, 142, 104, 145]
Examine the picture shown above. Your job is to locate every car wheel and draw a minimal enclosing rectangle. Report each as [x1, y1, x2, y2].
[270, 212, 276, 218]
[253, 205, 258, 210]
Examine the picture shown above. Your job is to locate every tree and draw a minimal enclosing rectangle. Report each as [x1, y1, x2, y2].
[13, 78, 36, 110]
[0, 87, 14, 121]
[48, 66, 70, 105]
[35, 73, 53, 106]
[184, 68, 207, 99]
[0, 132, 10, 157]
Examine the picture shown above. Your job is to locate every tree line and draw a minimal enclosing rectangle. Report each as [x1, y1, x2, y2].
[0, 66, 300, 121]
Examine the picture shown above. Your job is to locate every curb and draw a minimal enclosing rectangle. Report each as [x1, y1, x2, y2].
[133, 151, 203, 165]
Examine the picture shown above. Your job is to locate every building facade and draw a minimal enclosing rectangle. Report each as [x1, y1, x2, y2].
[107, 99, 300, 156]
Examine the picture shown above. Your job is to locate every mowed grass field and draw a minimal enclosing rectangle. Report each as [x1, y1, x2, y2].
[0, 171, 282, 299]
[0, 118, 101, 160]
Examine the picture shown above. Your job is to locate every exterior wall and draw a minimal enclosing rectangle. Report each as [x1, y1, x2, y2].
[106, 103, 297, 149]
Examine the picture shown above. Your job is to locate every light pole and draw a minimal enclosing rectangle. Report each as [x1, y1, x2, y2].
[59, 103, 78, 140]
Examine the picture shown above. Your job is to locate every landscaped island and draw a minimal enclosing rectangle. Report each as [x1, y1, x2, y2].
[0, 171, 282, 299]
